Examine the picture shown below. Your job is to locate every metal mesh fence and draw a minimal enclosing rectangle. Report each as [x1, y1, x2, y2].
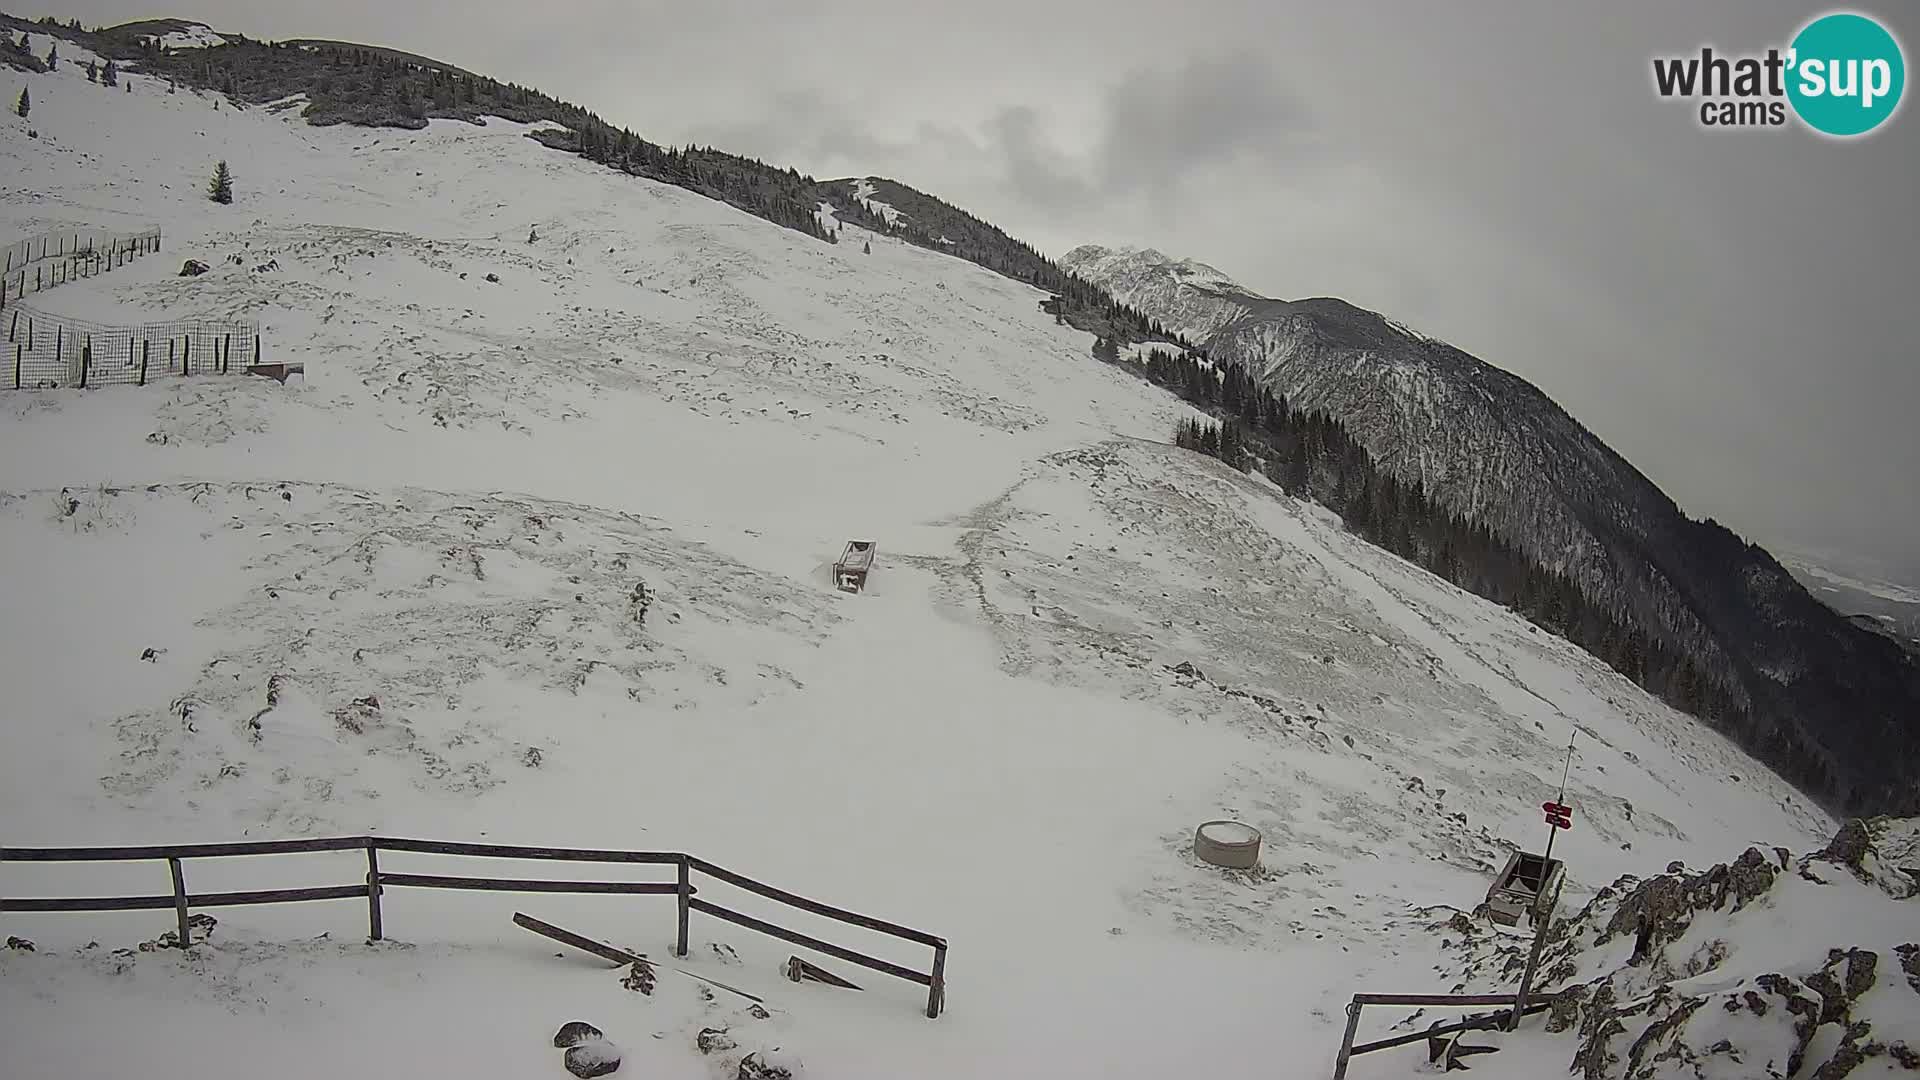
[5, 307, 262, 390]
[0, 228, 165, 310]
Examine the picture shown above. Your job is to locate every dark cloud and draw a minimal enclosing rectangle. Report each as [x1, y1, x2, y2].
[1095, 50, 1318, 205]
[31, 0, 1920, 578]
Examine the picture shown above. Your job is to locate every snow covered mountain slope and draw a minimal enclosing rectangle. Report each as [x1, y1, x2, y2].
[1061, 244, 1920, 819]
[0, 33, 1864, 1080]
[1053, 244, 1259, 344]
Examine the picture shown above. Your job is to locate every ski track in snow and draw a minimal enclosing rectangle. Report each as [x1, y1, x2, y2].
[0, 37, 1837, 1080]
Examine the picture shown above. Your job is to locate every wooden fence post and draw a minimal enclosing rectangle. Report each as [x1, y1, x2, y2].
[675, 856, 690, 958]
[80, 344, 90, 389]
[927, 943, 947, 1018]
[1331, 999, 1362, 1080]
[182, 337, 190, 377]
[8, 310, 15, 341]
[168, 858, 192, 948]
[253, 335, 261, 367]
[223, 333, 232, 374]
[168, 338, 177, 376]
[365, 842, 384, 941]
[12, 342, 19, 390]
[139, 339, 148, 386]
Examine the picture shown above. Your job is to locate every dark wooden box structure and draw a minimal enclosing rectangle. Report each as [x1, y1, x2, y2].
[1484, 851, 1564, 927]
[245, 361, 304, 384]
[834, 541, 877, 593]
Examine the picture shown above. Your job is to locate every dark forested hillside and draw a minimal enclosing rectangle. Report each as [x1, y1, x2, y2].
[1119, 332, 1920, 816]
[813, 178, 1190, 346]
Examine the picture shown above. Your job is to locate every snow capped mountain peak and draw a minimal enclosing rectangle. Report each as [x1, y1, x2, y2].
[1062, 244, 1259, 343]
[1065, 243, 1241, 290]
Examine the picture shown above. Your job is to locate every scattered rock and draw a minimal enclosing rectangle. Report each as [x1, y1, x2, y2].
[522, 747, 543, 768]
[1818, 819, 1874, 873]
[483, 272, 501, 283]
[178, 259, 209, 277]
[5, 936, 34, 952]
[1604, 848, 1778, 960]
[708, 942, 741, 965]
[1897, 944, 1920, 994]
[1804, 948, 1879, 1026]
[1167, 661, 1206, 682]
[696, 1027, 737, 1055]
[553, 1021, 603, 1049]
[1546, 984, 1588, 1033]
[736, 1052, 794, 1080]
[564, 1038, 621, 1078]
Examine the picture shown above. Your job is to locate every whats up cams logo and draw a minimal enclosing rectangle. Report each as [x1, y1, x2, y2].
[1652, 11, 1906, 137]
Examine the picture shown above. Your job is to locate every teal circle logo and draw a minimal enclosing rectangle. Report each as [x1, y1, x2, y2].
[1787, 12, 1905, 136]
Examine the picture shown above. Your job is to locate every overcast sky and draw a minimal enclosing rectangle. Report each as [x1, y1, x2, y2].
[33, 1, 1920, 578]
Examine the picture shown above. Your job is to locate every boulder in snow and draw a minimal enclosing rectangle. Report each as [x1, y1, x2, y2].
[179, 259, 209, 277]
[696, 1027, 737, 1055]
[736, 1051, 796, 1080]
[552, 1021, 603, 1049]
[564, 1038, 621, 1078]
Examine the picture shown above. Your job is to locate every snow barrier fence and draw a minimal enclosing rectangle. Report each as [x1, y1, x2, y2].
[6, 306, 264, 390]
[1, 227, 163, 310]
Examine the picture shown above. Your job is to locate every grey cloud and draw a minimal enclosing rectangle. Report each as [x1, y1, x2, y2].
[988, 106, 1093, 211]
[1095, 51, 1318, 204]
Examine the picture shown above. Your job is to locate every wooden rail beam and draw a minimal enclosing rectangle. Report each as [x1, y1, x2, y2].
[378, 872, 681, 896]
[689, 897, 931, 987]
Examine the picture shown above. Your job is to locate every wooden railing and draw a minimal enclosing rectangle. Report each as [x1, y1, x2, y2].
[1330, 992, 1555, 1077]
[1, 835, 947, 1018]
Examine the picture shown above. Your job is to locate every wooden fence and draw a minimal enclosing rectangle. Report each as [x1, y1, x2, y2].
[1, 835, 947, 1018]
[1330, 992, 1555, 1078]
[0, 228, 163, 311]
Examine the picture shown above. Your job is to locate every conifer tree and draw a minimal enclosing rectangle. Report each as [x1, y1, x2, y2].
[209, 160, 234, 204]
[45, 42, 57, 70]
[103, 60, 118, 88]
[14, 85, 27, 119]
[87, 59, 98, 82]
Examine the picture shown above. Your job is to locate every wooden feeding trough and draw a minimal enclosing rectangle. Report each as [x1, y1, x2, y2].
[1484, 851, 1565, 928]
[834, 541, 877, 594]
[245, 361, 304, 384]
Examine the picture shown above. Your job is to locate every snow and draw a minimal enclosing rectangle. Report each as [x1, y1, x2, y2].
[850, 178, 905, 227]
[0, 37, 1845, 1080]
[1783, 557, 1920, 606]
[152, 23, 228, 51]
